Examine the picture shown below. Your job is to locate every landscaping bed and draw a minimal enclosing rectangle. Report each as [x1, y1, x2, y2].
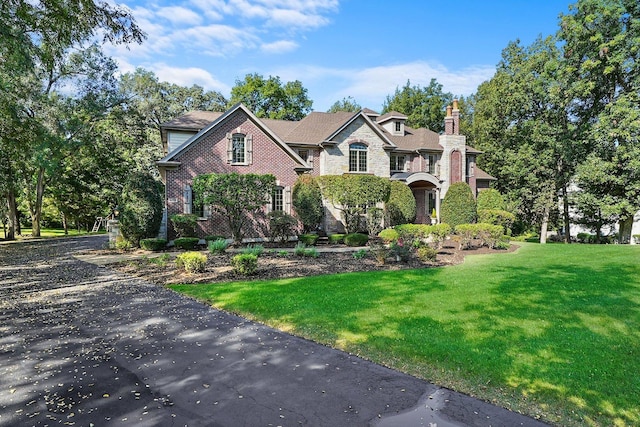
[106, 242, 517, 285]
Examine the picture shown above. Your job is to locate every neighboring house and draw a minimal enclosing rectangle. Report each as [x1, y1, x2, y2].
[157, 101, 495, 240]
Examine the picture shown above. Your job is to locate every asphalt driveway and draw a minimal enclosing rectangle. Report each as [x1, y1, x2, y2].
[0, 235, 547, 426]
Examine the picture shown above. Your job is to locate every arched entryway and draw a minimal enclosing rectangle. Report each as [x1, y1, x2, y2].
[391, 172, 441, 224]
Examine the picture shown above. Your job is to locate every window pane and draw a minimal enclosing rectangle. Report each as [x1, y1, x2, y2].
[232, 135, 245, 163]
[272, 187, 284, 211]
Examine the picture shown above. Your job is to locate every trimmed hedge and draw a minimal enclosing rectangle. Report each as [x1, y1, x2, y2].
[175, 251, 207, 273]
[378, 228, 400, 243]
[140, 238, 167, 251]
[232, 253, 258, 275]
[386, 181, 417, 226]
[328, 234, 346, 244]
[298, 233, 319, 245]
[174, 237, 200, 250]
[455, 223, 504, 249]
[440, 182, 477, 227]
[204, 235, 226, 242]
[170, 213, 198, 238]
[344, 233, 369, 247]
[477, 209, 515, 235]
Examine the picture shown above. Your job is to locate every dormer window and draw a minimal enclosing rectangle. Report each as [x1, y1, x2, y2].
[395, 121, 401, 132]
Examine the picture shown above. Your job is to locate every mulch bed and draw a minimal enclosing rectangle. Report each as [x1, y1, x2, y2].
[106, 243, 518, 286]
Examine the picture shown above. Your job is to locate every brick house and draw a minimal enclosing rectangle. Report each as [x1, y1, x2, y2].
[157, 101, 495, 240]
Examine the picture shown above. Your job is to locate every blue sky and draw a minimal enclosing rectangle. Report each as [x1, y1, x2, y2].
[107, 0, 575, 112]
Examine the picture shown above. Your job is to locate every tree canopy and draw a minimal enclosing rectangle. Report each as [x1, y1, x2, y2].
[228, 73, 312, 121]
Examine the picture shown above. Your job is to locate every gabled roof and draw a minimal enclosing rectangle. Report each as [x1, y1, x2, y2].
[280, 111, 355, 144]
[387, 126, 440, 151]
[161, 110, 223, 130]
[158, 103, 310, 170]
[474, 166, 497, 180]
[377, 111, 408, 124]
[322, 110, 397, 148]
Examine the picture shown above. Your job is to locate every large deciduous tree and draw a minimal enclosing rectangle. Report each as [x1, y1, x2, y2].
[382, 79, 454, 132]
[192, 173, 277, 243]
[472, 36, 577, 242]
[327, 97, 361, 113]
[560, 0, 640, 243]
[228, 73, 312, 121]
[0, 0, 144, 238]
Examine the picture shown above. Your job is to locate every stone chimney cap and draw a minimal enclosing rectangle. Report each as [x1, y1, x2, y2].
[453, 99, 459, 110]
[446, 105, 452, 117]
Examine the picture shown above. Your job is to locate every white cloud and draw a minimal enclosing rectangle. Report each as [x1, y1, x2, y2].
[270, 61, 496, 112]
[153, 63, 231, 93]
[261, 39, 299, 54]
[156, 6, 204, 26]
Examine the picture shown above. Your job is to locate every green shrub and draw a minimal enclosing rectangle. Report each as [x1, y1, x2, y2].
[119, 172, 164, 247]
[440, 182, 477, 227]
[369, 242, 388, 265]
[174, 237, 200, 250]
[208, 238, 229, 254]
[148, 253, 171, 267]
[292, 175, 324, 233]
[366, 207, 384, 236]
[378, 228, 399, 243]
[175, 251, 207, 273]
[394, 224, 431, 247]
[242, 244, 264, 256]
[115, 235, 133, 251]
[352, 249, 368, 260]
[430, 223, 452, 249]
[577, 232, 590, 243]
[278, 250, 289, 257]
[344, 233, 369, 247]
[389, 241, 411, 262]
[385, 181, 416, 226]
[269, 211, 299, 243]
[298, 233, 319, 245]
[140, 238, 167, 251]
[204, 235, 226, 242]
[170, 214, 199, 238]
[416, 246, 438, 262]
[455, 223, 504, 249]
[294, 242, 307, 256]
[478, 209, 515, 235]
[455, 224, 479, 249]
[495, 239, 511, 250]
[476, 188, 506, 211]
[328, 234, 345, 244]
[231, 253, 258, 275]
[304, 247, 319, 258]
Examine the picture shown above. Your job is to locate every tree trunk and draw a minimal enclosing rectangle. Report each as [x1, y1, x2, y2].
[62, 212, 68, 235]
[618, 216, 633, 244]
[539, 205, 550, 244]
[6, 191, 18, 240]
[30, 167, 46, 237]
[562, 184, 571, 243]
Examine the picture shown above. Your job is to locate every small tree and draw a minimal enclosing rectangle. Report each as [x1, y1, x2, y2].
[192, 172, 276, 243]
[440, 182, 477, 228]
[477, 189, 505, 211]
[317, 175, 391, 234]
[119, 172, 164, 247]
[385, 181, 416, 226]
[292, 175, 324, 233]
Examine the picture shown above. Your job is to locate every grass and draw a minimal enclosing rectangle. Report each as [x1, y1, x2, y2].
[9, 227, 102, 239]
[169, 243, 640, 427]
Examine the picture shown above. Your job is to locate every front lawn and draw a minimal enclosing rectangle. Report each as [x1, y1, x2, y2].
[170, 243, 640, 426]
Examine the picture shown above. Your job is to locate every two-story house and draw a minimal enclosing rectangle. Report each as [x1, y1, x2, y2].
[157, 101, 495, 240]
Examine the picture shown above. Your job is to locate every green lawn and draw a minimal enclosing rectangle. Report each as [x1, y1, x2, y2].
[170, 243, 640, 427]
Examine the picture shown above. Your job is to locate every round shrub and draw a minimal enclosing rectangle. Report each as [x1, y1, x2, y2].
[269, 211, 299, 243]
[175, 251, 207, 273]
[174, 237, 200, 250]
[386, 181, 416, 226]
[416, 246, 438, 262]
[328, 233, 345, 244]
[207, 238, 228, 254]
[170, 214, 198, 238]
[119, 172, 164, 247]
[298, 233, 319, 245]
[477, 209, 515, 235]
[140, 238, 167, 251]
[344, 233, 369, 247]
[231, 253, 258, 276]
[440, 182, 477, 228]
[292, 175, 324, 233]
[378, 228, 399, 243]
[476, 188, 505, 211]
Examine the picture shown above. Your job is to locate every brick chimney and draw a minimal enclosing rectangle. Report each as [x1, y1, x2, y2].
[444, 105, 454, 135]
[451, 99, 460, 135]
